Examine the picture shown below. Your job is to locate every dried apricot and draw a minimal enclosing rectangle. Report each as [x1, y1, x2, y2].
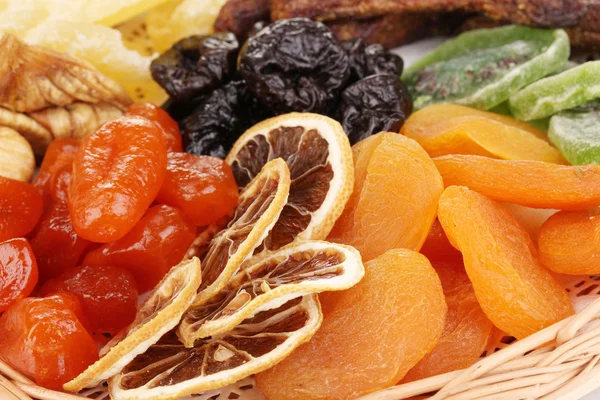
[256, 249, 447, 399]
[82, 204, 196, 292]
[29, 203, 92, 281]
[538, 208, 600, 275]
[438, 186, 574, 339]
[0, 177, 43, 242]
[0, 293, 98, 390]
[127, 102, 183, 152]
[69, 116, 168, 243]
[33, 139, 79, 210]
[156, 153, 239, 226]
[420, 219, 462, 262]
[502, 203, 557, 240]
[40, 265, 138, 335]
[434, 155, 600, 211]
[401, 259, 493, 382]
[328, 132, 443, 261]
[0, 238, 38, 312]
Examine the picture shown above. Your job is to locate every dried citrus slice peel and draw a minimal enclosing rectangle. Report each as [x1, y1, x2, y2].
[178, 240, 364, 346]
[226, 112, 353, 251]
[63, 257, 202, 393]
[194, 158, 291, 307]
[108, 295, 322, 400]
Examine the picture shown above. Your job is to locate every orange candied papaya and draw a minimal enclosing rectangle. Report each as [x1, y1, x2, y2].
[0, 177, 43, 242]
[434, 154, 600, 211]
[256, 249, 447, 400]
[0, 238, 38, 312]
[0, 293, 98, 390]
[69, 115, 168, 243]
[438, 186, 574, 339]
[127, 103, 183, 152]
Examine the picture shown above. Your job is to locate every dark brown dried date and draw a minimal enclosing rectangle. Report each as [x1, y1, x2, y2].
[342, 38, 404, 82]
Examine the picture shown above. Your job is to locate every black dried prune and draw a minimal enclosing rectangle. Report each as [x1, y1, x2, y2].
[239, 18, 350, 114]
[335, 74, 413, 144]
[151, 33, 239, 102]
[182, 81, 271, 158]
[342, 38, 404, 82]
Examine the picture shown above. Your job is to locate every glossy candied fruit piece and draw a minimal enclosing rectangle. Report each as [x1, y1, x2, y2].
[433, 154, 600, 211]
[438, 186, 574, 339]
[0, 293, 98, 390]
[81, 204, 196, 292]
[0, 177, 43, 242]
[538, 208, 600, 275]
[328, 132, 443, 261]
[127, 102, 183, 152]
[40, 265, 138, 335]
[256, 249, 447, 400]
[29, 203, 93, 281]
[0, 238, 38, 312]
[33, 139, 80, 209]
[156, 153, 238, 226]
[69, 115, 168, 243]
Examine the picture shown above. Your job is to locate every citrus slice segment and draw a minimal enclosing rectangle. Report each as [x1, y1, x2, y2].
[108, 295, 322, 400]
[194, 158, 290, 307]
[226, 113, 353, 252]
[178, 240, 364, 346]
[63, 257, 202, 393]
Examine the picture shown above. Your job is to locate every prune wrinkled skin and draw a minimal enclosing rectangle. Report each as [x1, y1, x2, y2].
[336, 74, 413, 144]
[342, 38, 404, 82]
[151, 33, 239, 102]
[183, 81, 270, 158]
[239, 18, 350, 114]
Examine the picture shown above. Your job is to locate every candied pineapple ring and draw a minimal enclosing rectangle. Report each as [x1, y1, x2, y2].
[63, 258, 202, 393]
[178, 240, 364, 346]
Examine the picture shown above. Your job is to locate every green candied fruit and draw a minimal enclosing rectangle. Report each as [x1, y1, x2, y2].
[548, 101, 600, 165]
[403, 26, 570, 111]
[509, 61, 600, 121]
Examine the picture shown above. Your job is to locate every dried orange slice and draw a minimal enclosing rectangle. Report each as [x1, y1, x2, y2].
[63, 258, 202, 393]
[108, 295, 322, 400]
[226, 113, 353, 251]
[178, 240, 364, 346]
[194, 158, 291, 307]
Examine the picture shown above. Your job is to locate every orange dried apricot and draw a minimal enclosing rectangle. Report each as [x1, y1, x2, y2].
[538, 208, 600, 275]
[401, 259, 493, 382]
[0, 177, 43, 242]
[420, 219, 462, 262]
[127, 103, 183, 153]
[0, 293, 98, 390]
[0, 238, 38, 312]
[438, 186, 574, 339]
[328, 132, 443, 261]
[69, 116, 168, 243]
[434, 155, 600, 211]
[256, 249, 447, 400]
[33, 139, 79, 210]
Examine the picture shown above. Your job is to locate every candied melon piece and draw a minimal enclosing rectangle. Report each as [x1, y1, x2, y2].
[256, 249, 447, 400]
[401, 259, 493, 382]
[434, 154, 600, 211]
[402, 115, 565, 163]
[328, 132, 443, 261]
[438, 186, 574, 339]
[538, 208, 600, 275]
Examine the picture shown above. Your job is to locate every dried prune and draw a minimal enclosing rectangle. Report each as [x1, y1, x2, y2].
[342, 38, 404, 82]
[182, 81, 270, 158]
[239, 18, 350, 114]
[335, 74, 413, 144]
[151, 33, 239, 103]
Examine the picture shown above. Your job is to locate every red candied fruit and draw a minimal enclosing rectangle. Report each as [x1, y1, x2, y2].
[82, 204, 196, 292]
[69, 115, 168, 243]
[40, 265, 138, 335]
[33, 139, 79, 209]
[0, 293, 98, 390]
[127, 103, 183, 152]
[156, 153, 239, 226]
[0, 238, 38, 312]
[29, 203, 93, 281]
[0, 177, 43, 242]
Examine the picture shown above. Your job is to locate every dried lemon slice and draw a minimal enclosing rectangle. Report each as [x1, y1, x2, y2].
[63, 258, 202, 393]
[178, 240, 364, 346]
[108, 295, 322, 400]
[194, 158, 290, 307]
[226, 113, 354, 252]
